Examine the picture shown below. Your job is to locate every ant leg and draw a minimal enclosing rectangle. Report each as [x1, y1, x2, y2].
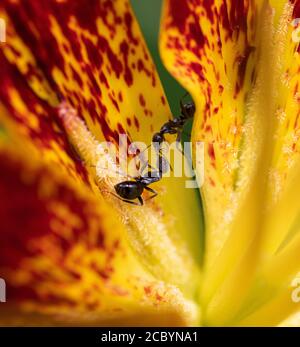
[90, 166, 135, 179]
[140, 160, 156, 176]
[180, 91, 189, 112]
[136, 144, 151, 163]
[179, 91, 193, 119]
[135, 144, 155, 175]
[144, 186, 158, 201]
[104, 191, 143, 206]
[138, 144, 151, 156]
[175, 132, 185, 155]
[157, 154, 173, 173]
[140, 143, 166, 175]
[176, 131, 182, 143]
[180, 99, 184, 112]
[121, 198, 143, 206]
[181, 91, 189, 99]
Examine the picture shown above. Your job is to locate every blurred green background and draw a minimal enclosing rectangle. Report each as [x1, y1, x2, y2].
[131, 0, 186, 117]
[131, 0, 204, 260]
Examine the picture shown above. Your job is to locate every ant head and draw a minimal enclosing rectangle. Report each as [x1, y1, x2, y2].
[152, 132, 164, 144]
[182, 101, 196, 119]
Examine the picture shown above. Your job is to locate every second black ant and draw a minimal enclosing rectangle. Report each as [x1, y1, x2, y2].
[140, 94, 196, 175]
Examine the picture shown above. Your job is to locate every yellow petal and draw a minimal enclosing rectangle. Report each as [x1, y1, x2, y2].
[2, 0, 203, 279]
[160, 0, 300, 326]
[237, 290, 300, 326]
[1, 1, 203, 274]
[160, 0, 266, 269]
[0, 121, 200, 326]
[259, 0, 300, 256]
[278, 311, 300, 327]
[1, 0, 203, 325]
[160, 0, 268, 315]
[56, 101, 201, 297]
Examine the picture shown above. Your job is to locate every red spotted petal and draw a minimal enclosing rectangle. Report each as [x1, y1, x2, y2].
[0, 0, 202, 325]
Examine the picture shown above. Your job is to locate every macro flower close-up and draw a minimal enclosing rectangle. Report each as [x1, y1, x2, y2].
[1, 0, 300, 328]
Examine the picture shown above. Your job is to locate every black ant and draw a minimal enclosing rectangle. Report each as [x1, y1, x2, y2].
[153, 96, 195, 152]
[57, 99, 162, 207]
[99, 94, 195, 206]
[140, 94, 196, 174]
[110, 169, 162, 206]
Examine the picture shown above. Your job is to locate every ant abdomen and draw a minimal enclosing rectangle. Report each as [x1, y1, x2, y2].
[115, 181, 144, 200]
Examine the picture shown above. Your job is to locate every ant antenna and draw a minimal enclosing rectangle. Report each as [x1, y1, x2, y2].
[89, 164, 140, 180]
[179, 91, 191, 112]
[102, 189, 144, 206]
